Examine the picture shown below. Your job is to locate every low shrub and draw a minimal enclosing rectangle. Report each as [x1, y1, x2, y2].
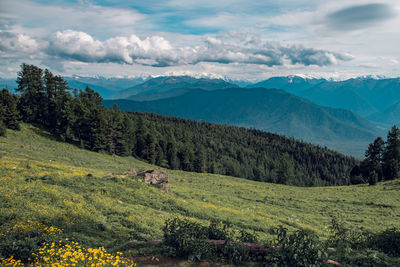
[327, 217, 400, 267]
[369, 227, 400, 256]
[264, 226, 327, 267]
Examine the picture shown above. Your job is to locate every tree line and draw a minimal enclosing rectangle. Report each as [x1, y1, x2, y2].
[1, 64, 362, 186]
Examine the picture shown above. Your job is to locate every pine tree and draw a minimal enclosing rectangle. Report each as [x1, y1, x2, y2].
[277, 153, 295, 185]
[382, 126, 400, 180]
[144, 133, 156, 164]
[0, 89, 20, 130]
[369, 170, 378, 185]
[16, 63, 45, 124]
[167, 142, 179, 169]
[362, 137, 384, 181]
[194, 147, 207, 173]
[0, 119, 6, 136]
[134, 117, 147, 157]
[43, 70, 70, 131]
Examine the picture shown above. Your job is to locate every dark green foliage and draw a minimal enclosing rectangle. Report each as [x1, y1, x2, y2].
[0, 120, 6, 136]
[326, 217, 399, 267]
[0, 89, 20, 130]
[16, 64, 46, 124]
[163, 218, 255, 265]
[167, 142, 179, 169]
[356, 126, 400, 183]
[369, 170, 378, 185]
[265, 226, 327, 267]
[163, 218, 216, 259]
[382, 126, 400, 180]
[130, 114, 356, 186]
[277, 153, 295, 185]
[368, 228, 400, 257]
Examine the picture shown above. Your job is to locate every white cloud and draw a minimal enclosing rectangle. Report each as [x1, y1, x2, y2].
[47, 30, 179, 66]
[44, 30, 351, 68]
[0, 31, 40, 54]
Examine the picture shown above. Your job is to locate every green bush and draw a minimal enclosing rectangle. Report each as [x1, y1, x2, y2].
[163, 218, 210, 258]
[327, 217, 370, 250]
[220, 242, 251, 265]
[163, 218, 255, 264]
[369, 227, 400, 256]
[264, 226, 327, 267]
[337, 249, 397, 267]
[327, 217, 400, 266]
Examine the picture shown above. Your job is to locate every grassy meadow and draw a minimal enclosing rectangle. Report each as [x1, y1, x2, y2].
[1, 124, 400, 253]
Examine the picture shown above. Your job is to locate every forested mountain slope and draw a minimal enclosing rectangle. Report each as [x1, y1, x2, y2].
[105, 87, 380, 156]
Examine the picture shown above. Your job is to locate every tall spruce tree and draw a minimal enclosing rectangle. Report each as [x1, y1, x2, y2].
[382, 126, 400, 180]
[0, 89, 20, 130]
[167, 141, 179, 169]
[16, 64, 45, 124]
[364, 137, 384, 181]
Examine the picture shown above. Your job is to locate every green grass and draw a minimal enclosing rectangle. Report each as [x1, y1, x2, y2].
[1, 124, 400, 252]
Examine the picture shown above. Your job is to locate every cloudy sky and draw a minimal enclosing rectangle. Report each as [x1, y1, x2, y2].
[0, 0, 399, 81]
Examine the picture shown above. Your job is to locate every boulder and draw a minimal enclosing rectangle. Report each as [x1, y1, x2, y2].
[143, 170, 168, 185]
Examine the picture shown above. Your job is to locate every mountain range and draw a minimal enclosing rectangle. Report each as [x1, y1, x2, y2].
[105, 87, 381, 156]
[247, 75, 327, 93]
[252, 76, 400, 126]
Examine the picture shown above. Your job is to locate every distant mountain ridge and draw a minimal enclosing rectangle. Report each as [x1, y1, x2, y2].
[110, 76, 238, 101]
[247, 75, 327, 93]
[105, 87, 381, 156]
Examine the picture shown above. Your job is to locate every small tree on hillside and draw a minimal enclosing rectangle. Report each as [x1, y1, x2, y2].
[363, 137, 384, 181]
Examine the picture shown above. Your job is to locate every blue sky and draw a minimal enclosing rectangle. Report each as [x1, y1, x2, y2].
[0, 0, 399, 80]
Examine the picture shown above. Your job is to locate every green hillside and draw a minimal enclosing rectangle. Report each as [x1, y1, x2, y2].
[1, 124, 400, 251]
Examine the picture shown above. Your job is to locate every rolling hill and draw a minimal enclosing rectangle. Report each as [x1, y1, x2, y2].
[105, 87, 381, 156]
[1, 124, 399, 253]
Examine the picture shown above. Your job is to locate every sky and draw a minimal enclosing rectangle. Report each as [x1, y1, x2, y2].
[0, 0, 399, 81]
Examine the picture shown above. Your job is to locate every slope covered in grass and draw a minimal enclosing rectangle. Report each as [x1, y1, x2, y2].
[1, 124, 399, 251]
